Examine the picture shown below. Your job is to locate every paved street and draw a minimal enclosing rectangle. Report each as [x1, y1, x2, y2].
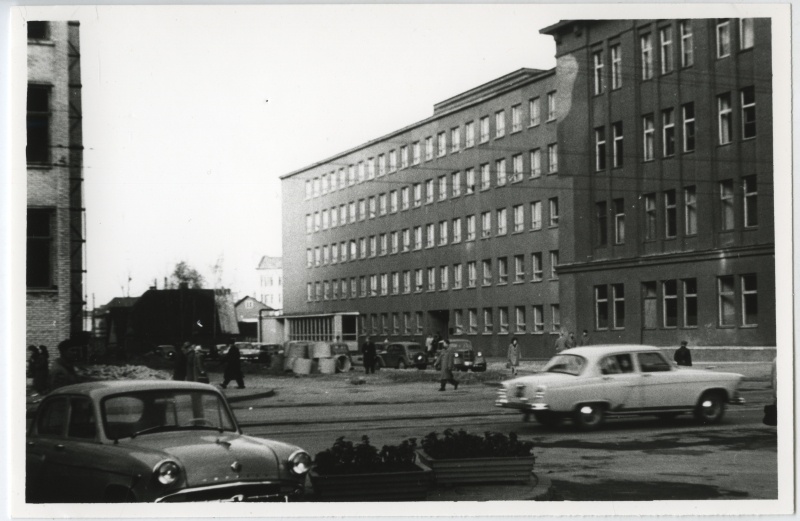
[222, 361, 777, 500]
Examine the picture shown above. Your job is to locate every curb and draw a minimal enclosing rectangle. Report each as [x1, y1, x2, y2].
[223, 388, 276, 403]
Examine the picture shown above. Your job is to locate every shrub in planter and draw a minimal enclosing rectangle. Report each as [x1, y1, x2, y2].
[417, 429, 536, 485]
[310, 436, 432, 501]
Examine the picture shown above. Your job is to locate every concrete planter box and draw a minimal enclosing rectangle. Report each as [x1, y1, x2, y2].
[309, 461, 432, 502]
[417, 449, 535, 485]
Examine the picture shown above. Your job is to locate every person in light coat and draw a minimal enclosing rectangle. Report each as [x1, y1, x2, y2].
[507, 337, 521, 376]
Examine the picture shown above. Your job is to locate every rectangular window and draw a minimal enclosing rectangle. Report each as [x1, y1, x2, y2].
[454, 310, 464, 335]
[341, 242, 348, 262]
[497, 208, 507, 236]
[28, 21, 49, 40]
[439, 220, 448, 245]
[550, 251, 559, 279]
[368, 197, 376, 219]
[360, 277, 367, 298]
[720, 179, 734, 231]
[644, 193, 657, 240]
[347, 202, 356, 223]
[425, 136, 434, 161]
[717, 19, 731, 57]
[551, 305, 561, 333]
[468, 309, 478, 334]
[401, 187, 410, 210]
[743, 176, 758, 227]
[391, 232, 399, 254]
[380, 274, 388, 296]
[663, 279, 678, 328]
[741, 86, 756, 139]
[664, 190, 677, 238]
[437, 132, 447, 157]
[465, 168, 475, 194]
[453, 263, 463, 289]
[662, 108, 675, 156]
[338, 168, 346, 188]
[452, 217, 462, 243]
[378, 154, 386, 176]
[549, 197, 559, 227]
[480, 116, 490, 143]
[683, 278, 698, 327]
[547, 92, 556, 121]
[451, 171, 461, 198]
[682, 103, 695, 152]
[360, 238, 368, 259]
[27, 208, 54, 287]
[404, 313, 411, 334]
[511, 104, 522, 132]
[530, 149, 541, 178]
[331, 206, 339, 227]
[498, 257, 508, 284]
[740, 18, 754, 50]
[358, 199, 366, 221]
[612, 122, 623, 167]
[495, 110, 505, 138]
[499, 307, 509, 334]
[643, 281, 658, 329]
[595, 285, 609, 330]
[483, 308, 494, 334]
[323, 245, 330, 264]
[400, 146, 409, 169]
[412, 141, 421, 165]
[685, 186, 697, 235]
[350, 240, 357, 260]
[389, 150, 397, 172]
[378, 194, 387, 216]
[531, 201, 542, 230]
[425, 179, 434, 204]
[595, 127, 606, 171]
[307, 283, 313, 301]
[593, 50, 604, 94]
[358, 162, 365, 182]
[440, 265, 449, 291]
[26, 85, 51, 162]
[306, 249, 313, 267]
[305, 214, 312, 234]
[480, 163, 491, 190]
[402, 229, 411, 252]
[548, 144, 558, 173]
[415, 269, 424, 292]
[611, 44, 622, 89]
[416, 312, 424, 335]
[482, 259, 492, 286]
[413, 183, 422, 207]
[351, 278, 358, 299]
[314, 247, 321, 267]
[496, 158, 507, 186]
[450, 127, 460, 153]
[513, 205, 524, 233]
[348, 165, 356, 185]
[427, 267, 436, 292]
[679, 20, 694, 67]
[467, 215, 476, 241]
[612, 283, 625, 329]
[614, 198, 626, 244]
[529, 97, 541, 126]
[481, 211, 492, 238]
[531, 252, 543, 282]
[532, 305, 544, 333]
[643, 114, 655, 161]
[511, 154, 523, 183]
[718, 93, 732, 144]
[641, 33, 653, 80]
[718, 275, 736, 326]
[437, 175, 447, 201]
[426, 223, 435, 248]
[392, 272, 399, 295]
[741, 274, 758, 326]
[403, 271, 411, 294]
[367, 158, 376, 179]
[465, 122, 475, 148]
[514, 254, 525, 282]
[321, 174, 328, 195]
[467, 261, 477, 287]
[660, 26, 673, 74]
[596, 201, 608, 246]
[414, 226, 422, 250]
[314, 212, 321, 232]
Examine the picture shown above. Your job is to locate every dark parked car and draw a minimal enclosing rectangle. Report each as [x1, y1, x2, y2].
[449, 339, 487, 372]
[243, 343, 283, 364]
[377, 342, 428, 370]
[152, 345, 177, 360]
[26, 380, 311, 502]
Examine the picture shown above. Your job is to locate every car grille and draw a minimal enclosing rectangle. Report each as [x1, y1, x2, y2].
[157, 482, 303, 503]
[457, 351, 474, 362]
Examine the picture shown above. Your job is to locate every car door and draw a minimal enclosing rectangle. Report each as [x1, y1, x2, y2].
[26, 396, 69, 502]
[636, 352, 688, 409]
[596, 354, 643, 410]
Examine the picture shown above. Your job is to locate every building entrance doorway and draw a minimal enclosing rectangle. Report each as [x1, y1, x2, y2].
[428, 310, 450, 340]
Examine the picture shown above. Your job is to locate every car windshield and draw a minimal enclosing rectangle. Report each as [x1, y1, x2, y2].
[101, 390, 237, 440]
[542, 354, 587, 376]
[407, 346, 423, 354]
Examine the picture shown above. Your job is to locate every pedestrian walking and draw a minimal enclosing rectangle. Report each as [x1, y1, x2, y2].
[221, 342, 245, 389]
[579, 330, 591, 346]
[49, 339, 81, 392]
[185, 344, 197, 381]
[425, 333, 434, 356]
[194, 345, 209, 383]
[554, 330, 569, 353]
[567, 332, 576, 348]
[362, 336, 377, 374]
[507, 337, 521, 376]
[435, 340, 459, 391]
[674, 341, 693, 367]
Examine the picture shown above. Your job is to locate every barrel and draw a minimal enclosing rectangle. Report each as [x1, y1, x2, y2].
[335, 355, 352, 373]
[287, 343, 309, 359]
[270, 353, 285, 373]
[293, 358, 313, 375]
[310, 342, 332, 359]
[318, 358, 337, 374]
[284, 356, 298, 372]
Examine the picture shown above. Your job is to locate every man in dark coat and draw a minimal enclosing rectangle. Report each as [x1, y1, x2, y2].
[221, 342, 245, 389]
[674, 341, 692, 366]
[362, 336, 377, 374]
[435, 340, 459, 391]
[173, 342, 189, 381]
[49, 339, 81, 392]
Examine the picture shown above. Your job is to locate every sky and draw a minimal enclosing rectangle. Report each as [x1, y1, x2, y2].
[17, 4, 566, 306]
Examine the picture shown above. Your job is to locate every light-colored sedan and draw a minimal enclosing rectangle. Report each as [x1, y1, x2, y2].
[495, 345, 745, 430]
[26, 380, 312, 502]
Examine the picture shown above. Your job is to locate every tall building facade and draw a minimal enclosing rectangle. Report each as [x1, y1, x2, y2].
[282, 18, 774, 357]
[26, 21, 86, 352]
[256, 256, 283, 310]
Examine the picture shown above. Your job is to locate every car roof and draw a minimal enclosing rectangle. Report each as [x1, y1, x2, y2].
[46, 380, 220, 400]
[559, 344, 663, 359]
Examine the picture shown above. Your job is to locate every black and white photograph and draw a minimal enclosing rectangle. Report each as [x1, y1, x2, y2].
[5, 2, 794, 518]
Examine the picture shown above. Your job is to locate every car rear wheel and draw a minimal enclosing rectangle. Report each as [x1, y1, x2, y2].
[694, 391, 726, 424]
[397, 360, 407, 369]
[573, 403, 606, 431]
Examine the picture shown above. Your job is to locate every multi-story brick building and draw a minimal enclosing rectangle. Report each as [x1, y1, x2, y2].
[26, 21, 86, 353]
[282, 18, 774, 358]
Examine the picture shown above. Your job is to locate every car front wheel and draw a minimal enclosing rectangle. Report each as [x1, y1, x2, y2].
[397, 360, 407, 369]
[573, 403, 605, 431]
[694, 391, 726, 424]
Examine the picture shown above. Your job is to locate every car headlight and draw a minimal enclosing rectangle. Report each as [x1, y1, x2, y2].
[477, 351, 483, 357]
[154, 461, 181, 486]
[454, 353, 460, 358]
[288, 450, 312, 476]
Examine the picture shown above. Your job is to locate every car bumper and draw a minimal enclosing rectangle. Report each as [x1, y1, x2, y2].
[155, 481, 305, 503]
[495, 400, 550, 411]
[729, 396, 746, 405]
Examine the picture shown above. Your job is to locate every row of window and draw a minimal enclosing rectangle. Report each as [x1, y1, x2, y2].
[304, 95, 558, 200]
[594, 273, 758, 331]
[591, 19, 755, 95]
[359, 305, 563, 338]
[307, 251, 560, 301]
[306, 201, 559, 266]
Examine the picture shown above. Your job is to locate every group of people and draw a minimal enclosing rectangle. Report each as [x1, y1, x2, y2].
[554, 329, 592, 353]
[361, 333, 461, 391]
[172, 341, 246, 388]
[27, 339, 84, 394]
